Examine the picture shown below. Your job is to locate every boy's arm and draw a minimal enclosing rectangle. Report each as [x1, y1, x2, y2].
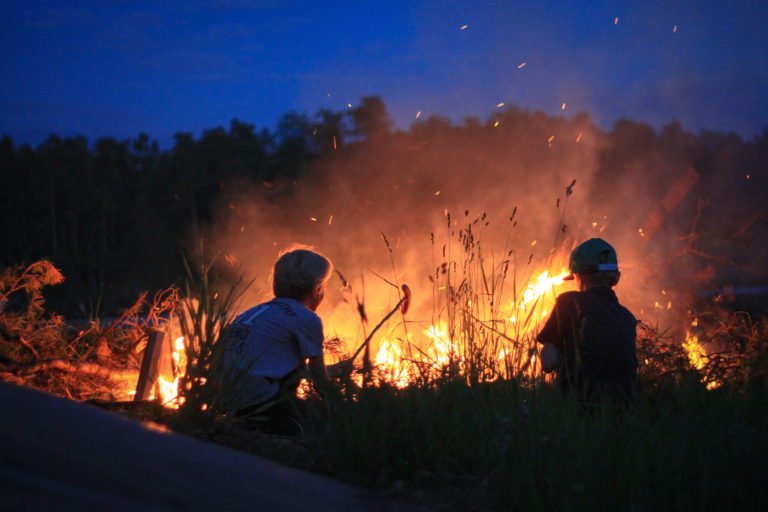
[307, 355, 331, 387]
[539, 343, 562, 372]
[326, 358, 354, 378]
[536, 293, 573, 372]
[308, 355, 354, 389]
[307, 355, 343, 400]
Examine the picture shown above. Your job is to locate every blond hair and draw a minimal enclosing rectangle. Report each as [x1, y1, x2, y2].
[271, 247, 332, 300]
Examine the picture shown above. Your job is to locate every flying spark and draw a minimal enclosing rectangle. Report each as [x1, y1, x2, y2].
[518, 62, 527, 69]
[460, 25, 468, 30]
[416, 111, 421, 118]
[497, 102, 505, 107]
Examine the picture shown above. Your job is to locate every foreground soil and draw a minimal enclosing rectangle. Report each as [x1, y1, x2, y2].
[0, 382, 428, 512]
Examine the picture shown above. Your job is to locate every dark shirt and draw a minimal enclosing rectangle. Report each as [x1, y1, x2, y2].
[537, 287, 639, 400]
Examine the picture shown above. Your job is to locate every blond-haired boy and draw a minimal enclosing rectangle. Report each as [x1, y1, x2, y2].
[222, 248, 351, 432]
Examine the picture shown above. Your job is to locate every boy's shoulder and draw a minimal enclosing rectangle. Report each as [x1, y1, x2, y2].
[270, 297, 321, 321]
[562, 288, 636, 322]
[554, 288, 622, 310]
[556, 290, 580, 301]
[554, 290, 581, 306]
[236, 297, 319, 325]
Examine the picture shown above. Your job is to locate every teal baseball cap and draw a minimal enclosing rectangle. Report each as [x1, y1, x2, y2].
[564, 238, 619, 280]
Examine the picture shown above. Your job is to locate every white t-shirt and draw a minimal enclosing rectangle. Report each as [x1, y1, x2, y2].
[221, 297, 324, 407]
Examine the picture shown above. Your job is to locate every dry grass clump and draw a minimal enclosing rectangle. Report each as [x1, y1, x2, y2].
[0, 259, 179, 401]
[637, 309, 768, 391]
[171, 254, 252, 432]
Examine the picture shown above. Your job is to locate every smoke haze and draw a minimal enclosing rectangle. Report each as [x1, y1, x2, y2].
[203, 107, 767, 351]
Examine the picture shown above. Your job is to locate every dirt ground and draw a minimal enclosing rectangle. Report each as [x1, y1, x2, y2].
[0, 381, 428, 511]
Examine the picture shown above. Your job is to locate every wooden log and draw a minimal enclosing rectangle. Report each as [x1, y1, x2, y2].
[134, 330, 165, 401]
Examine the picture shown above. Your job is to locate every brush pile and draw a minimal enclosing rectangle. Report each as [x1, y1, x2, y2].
[0, 260, 178, 401]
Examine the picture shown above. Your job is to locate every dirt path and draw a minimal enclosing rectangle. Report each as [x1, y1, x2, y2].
[0, 382, 426, 511]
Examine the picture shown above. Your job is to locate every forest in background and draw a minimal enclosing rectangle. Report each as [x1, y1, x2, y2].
[1, 96, 766, 320]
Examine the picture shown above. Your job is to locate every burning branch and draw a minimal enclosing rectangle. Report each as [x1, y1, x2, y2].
[351, 284, 411, 362]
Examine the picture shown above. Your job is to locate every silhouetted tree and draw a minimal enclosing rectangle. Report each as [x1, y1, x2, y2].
[1, 98, 766, 318]
[348, 95, 393, 141]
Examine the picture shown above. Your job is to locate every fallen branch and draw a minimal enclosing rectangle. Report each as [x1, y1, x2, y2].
[352, 284, 411, 362]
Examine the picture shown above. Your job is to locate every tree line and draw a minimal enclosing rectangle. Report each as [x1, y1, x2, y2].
[1, 96, 766, 317]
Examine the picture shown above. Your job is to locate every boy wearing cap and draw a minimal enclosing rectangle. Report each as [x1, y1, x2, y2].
[537, 238, 639, 402]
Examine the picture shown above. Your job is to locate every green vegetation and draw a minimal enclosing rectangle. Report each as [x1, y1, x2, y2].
[306, 377, 766, 512]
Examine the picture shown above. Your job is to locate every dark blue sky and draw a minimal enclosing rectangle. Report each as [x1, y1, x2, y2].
[2, 1, 767, 147]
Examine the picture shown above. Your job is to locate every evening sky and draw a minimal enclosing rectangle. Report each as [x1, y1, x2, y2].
[1, 1, 766, 147]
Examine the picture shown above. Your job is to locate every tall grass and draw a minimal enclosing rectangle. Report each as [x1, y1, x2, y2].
[307, 377, 767, 511]
[171, 253, 252, 431]
[163, 203, 767, 512]
[371, 207, 569, 388]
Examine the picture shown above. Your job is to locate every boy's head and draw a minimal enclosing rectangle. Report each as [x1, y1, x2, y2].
[564, 238, 621, 289]
[272, 248, 333, 308]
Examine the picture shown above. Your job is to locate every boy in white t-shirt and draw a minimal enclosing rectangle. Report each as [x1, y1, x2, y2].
[221, 247, 351, 433]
